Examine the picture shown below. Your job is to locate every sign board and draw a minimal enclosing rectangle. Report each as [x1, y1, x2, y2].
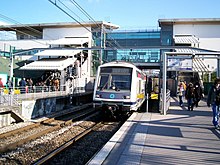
[167, 58, 192, 71]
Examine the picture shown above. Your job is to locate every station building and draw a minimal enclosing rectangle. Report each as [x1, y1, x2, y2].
[0, 21, 119, 89]
[0, 18, 220, 94]
[159, 18, 220, 71]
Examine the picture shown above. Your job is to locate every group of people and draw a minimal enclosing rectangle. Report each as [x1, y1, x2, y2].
[177, 78, 220, 130]
[177, 81, 203, 111]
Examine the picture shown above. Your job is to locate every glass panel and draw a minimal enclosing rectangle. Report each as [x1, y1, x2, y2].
[111, 75, 131, 90]
[98, 75, 109, 90]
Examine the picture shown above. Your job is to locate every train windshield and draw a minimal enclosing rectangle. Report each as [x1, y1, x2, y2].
[98, 67, 132, 91]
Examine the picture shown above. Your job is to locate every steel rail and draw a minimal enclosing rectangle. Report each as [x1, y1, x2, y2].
[33, 122, 103, 165]
[0, 105, 94, 153]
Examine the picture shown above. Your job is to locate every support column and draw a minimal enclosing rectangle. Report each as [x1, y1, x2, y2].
[162, 52, 167, 115]
[60, 70, 65, 91]
[10, 46, 14, 78]
[217, 59, 220, 78]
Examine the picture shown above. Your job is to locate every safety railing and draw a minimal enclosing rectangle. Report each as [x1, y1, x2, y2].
[165, 90, 171, 111]
[0, 85, 86, 106]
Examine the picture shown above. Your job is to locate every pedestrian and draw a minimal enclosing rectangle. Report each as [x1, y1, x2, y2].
[6, 77, 13, 94]
[207, 78, 220, 130]
[0, 78, 4, 103]
[185, 82, 195, 111]
[26, 78, 33, 93]
[177, 82, 184, 106]
[19, 78, 26, 94]
[0, 78, 3, 88]
[182, 81, 187, 99]
[194, 81, 203, 107]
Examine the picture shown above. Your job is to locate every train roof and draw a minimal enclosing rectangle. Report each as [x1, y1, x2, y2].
[100, 61, 145, 75]
[100, 61, 137, 68]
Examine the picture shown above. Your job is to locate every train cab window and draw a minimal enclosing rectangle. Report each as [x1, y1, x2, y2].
[111, 75, 131, 90]
[98, 74, 131, 91]
[98, 75, 109, 90]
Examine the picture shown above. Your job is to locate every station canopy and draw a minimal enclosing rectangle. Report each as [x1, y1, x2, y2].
[20, 58, 75, 70]
[169, 48, 210, 72]
[35, 49, 82, 56]
[173, 35, 199, 44]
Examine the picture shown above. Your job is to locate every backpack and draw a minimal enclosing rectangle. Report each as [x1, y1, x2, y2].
[186, 86, 195, 99]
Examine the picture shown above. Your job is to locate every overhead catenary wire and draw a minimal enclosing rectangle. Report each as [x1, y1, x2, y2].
[57, 0, 89, 26]
[47, 0, 126, 63]
[66, 0, 126, 61]
[0, 13, 57, 49]
[49, 0, 124, 50]
[0, 1, 124, 60]
[0, 13, 57, 42]
[48, 0, 92, 33]
[70, 0, 124, 49]
[0, 25, 48, 46]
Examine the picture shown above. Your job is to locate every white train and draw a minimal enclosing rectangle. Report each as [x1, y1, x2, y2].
[93, 61, 146, 119]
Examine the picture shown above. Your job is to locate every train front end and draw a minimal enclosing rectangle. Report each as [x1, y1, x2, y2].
[93, 64, 133, 118]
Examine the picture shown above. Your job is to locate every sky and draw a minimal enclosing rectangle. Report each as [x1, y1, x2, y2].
[0, 0, 220, 29]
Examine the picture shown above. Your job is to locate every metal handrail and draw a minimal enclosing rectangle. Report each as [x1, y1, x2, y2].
[0, 85, 85, 106]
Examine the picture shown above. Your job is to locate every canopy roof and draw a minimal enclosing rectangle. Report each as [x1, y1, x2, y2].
[20, 58, 75, 70]
[174, 35, 199, 44]
[35, 49, 81, 56]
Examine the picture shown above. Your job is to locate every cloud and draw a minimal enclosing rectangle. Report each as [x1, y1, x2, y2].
[0, 21, 9, 25]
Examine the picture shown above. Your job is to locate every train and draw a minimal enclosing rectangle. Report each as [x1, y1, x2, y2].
[93, 61, 146, 119]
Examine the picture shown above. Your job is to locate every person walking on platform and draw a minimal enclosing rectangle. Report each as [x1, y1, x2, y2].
[182, 81, 187, 98]
[194, 81, 203, 107]
[0, 78, 3, 88]
[0, 78, 4, 104]
[177, 82, 184, 106]
[207, 78, 220, 130]
[19, 78, 26, 94]
[6, 77, 13, 94]
[185, 82, 195, 111]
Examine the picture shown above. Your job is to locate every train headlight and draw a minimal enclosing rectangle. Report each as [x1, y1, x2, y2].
[96, 94, 101, 98]
[124, 95, 130, 99]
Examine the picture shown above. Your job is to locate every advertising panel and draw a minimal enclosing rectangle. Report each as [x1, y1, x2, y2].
[167, 57, 192, 71]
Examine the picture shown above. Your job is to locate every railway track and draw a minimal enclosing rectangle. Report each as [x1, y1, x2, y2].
[34, 121, 122, 165]
[33, 122, 104, 164]
[0, 104, 94, 153]
[0, 106, 130, 164]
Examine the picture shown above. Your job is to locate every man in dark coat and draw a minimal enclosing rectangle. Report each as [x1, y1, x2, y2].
[207, 78, 220, 130]
[194, 82, 203, 107]
[185, 82, 195, 111]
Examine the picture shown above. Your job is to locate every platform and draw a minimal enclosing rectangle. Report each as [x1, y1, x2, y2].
[88, 98, 220, 165]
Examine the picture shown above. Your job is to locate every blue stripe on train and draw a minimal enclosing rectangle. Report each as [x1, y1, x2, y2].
[96, 91, 130, 99]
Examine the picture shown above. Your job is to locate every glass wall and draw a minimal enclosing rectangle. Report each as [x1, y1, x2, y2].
[104, 49, 160, 63]
[160, 25, 173, 46]
[104, 30, 161, 63]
